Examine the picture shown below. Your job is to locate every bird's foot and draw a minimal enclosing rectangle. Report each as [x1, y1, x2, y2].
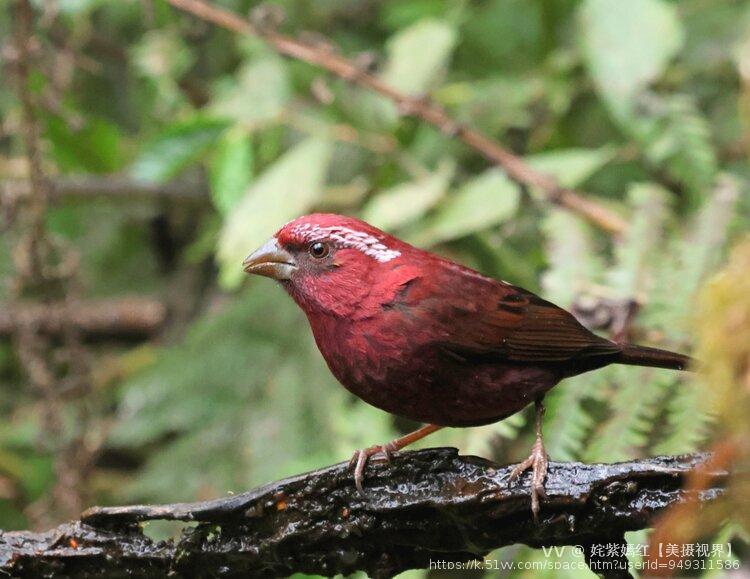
[508, 437, 548, 521]
[348, 442, 399, 494]
[346, 424, 443, 495]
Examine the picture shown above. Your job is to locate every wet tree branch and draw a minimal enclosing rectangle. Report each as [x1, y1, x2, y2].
[163, 0, 628, 236]
[0, 449, 725, 578]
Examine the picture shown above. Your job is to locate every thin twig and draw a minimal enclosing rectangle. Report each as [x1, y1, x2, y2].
[10, 0, 51, 263]
[164, 0, 628, 235]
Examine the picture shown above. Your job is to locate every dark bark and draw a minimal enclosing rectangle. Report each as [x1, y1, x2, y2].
[0, 449, 724, 578]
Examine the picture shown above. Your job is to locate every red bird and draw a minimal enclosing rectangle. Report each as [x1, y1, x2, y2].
[243, 213, 691, 517]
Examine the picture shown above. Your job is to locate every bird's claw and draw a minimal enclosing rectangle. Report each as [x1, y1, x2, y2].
[349, 442, 398, 494]
[508, 438, 548, 521]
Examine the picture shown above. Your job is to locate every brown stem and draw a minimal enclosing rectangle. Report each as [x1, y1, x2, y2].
[2, 175, 209, 202]
[10, 0, 52, 278]
[0, 297, 167, 339]
[163, 0, 628, 236]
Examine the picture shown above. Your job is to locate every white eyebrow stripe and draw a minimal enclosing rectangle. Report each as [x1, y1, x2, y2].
[289, 223, 401, 263]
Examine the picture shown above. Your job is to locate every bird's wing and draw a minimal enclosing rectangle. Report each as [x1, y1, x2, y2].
[411, 262, 620, 364]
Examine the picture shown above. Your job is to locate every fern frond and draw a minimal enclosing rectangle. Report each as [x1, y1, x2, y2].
[541, 210, 605, 305]
[540, 210, 605, 460]
[607, 183, 670, 299]
[648, 178, 740, 454]
[544, 378, 597, 461]
[634, 93, 717, 207]
[585, 367, 672, 462]
[652, 377, 713, 454]
[650, 95, 716, 200]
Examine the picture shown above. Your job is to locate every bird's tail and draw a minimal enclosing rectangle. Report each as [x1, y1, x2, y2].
[617, 344, 693, 371]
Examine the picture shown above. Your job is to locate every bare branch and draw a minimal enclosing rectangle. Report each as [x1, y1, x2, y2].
[0, 449, 724, 578]
[2, 175, 209, 204]
[0, 297, 166, 339]
[163, 0, 628, 236]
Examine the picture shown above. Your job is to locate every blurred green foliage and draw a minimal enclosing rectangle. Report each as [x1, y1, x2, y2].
[1, 0, 749, 575]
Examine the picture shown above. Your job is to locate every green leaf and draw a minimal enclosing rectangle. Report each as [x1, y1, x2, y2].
[381, 19, 458, 95]
[361, 163, 453, 231]
[209, 128, 254, 216]
[57, 0, 105, 13]
[415, 168, 520, 244]
[580, 0, 684, 109]
[211, 57, 290, 128]
[436, 76, 544, 135]
[131, 117, 228, 183]
[461, 0, 545, 73]
[525, 146, 616, 189]
[47, 116, 123, 173]
[380, 0, 456, 31]
[217, 137, 333, 288]
[131, 29, 194, 80]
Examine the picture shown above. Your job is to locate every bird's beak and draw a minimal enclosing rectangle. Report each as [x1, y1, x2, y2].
[243, 238, 297, 281]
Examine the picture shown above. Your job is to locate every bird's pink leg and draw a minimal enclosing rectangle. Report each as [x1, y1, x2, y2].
[349, 423, 443, 494]
[508, 398, 548, 521]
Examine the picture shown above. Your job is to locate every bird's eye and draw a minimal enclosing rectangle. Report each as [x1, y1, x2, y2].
[309, 241, 329, 259]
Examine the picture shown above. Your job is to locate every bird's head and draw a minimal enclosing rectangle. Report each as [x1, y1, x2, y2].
[243, 214, 418, 317]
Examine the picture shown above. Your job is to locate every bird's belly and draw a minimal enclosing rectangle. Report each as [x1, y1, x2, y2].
[328, 351, 562, 427]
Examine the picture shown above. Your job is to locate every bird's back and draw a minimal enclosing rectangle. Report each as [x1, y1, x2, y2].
[306, 253, 625, 426]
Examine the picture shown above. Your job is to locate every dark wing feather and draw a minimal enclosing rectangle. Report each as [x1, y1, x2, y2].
[414, 261, 620, 364]
[493, 291, 620, 361]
